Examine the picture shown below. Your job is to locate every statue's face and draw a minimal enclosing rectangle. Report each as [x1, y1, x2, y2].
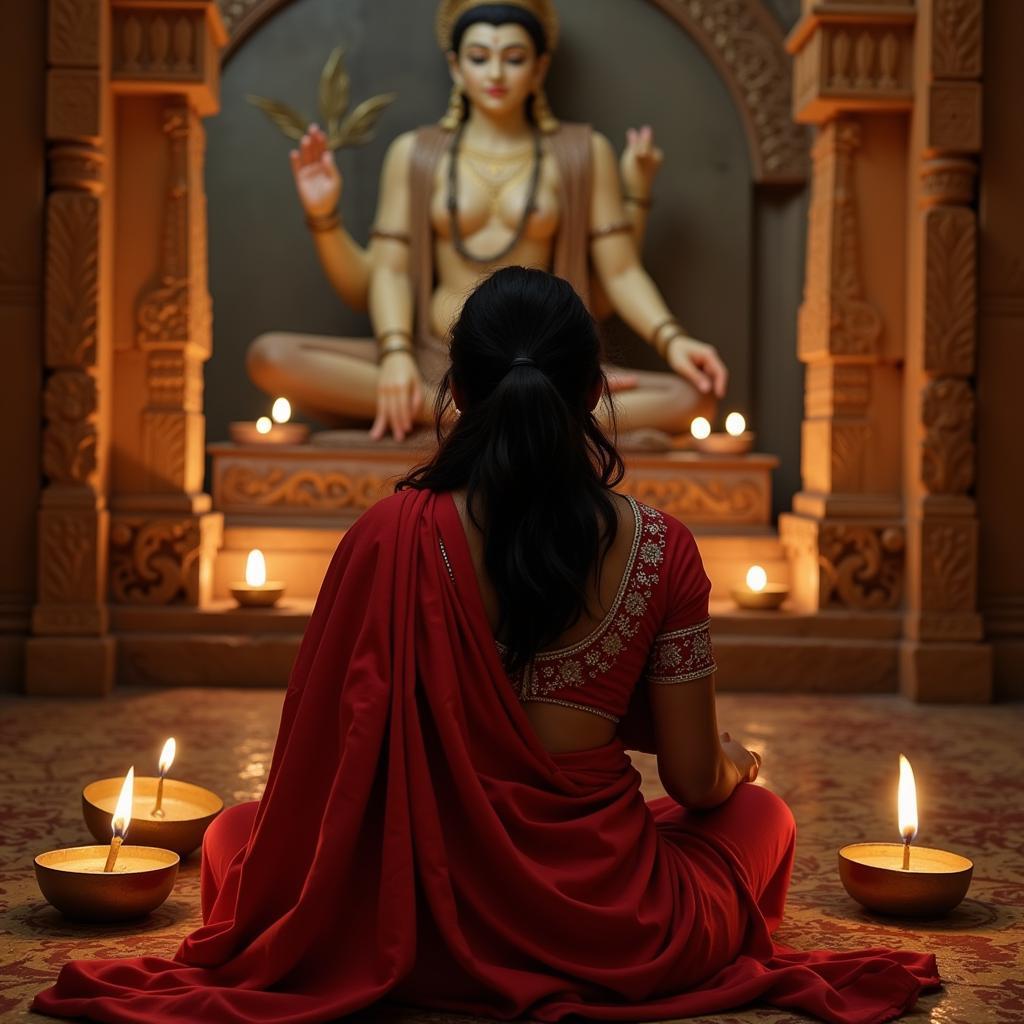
[449, 23, 549, 118]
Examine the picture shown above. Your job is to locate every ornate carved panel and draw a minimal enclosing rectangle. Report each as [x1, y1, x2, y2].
[46, 70, 103, 140]
[926, 81, 982, 153]
[921, 378, 974, 494]
[42, 370, 99, 488]
[920, 519, 976, 612]
[109, 514, 221, 606]
[49, 0, 101, 66]
[112, 8, 206, 81]
[820, 523, 905, 610]
[798, 119, 883, 360]
[931, 0, 982, 79]
[45, 192, 100, 369]
[923, 206, 976, 376]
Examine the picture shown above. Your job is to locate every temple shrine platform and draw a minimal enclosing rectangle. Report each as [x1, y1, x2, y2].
[97, 437, 902, 695]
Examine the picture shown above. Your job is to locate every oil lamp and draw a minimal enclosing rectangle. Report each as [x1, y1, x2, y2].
[838, 754, 973, 916]
[732, 564, 789, 610]
[229, 548, 285, 608]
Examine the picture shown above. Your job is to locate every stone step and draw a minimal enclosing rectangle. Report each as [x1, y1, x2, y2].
[211, 521, 791, 602]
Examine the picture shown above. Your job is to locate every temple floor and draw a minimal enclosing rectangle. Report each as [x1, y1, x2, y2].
[1, 689, 1020, 1024]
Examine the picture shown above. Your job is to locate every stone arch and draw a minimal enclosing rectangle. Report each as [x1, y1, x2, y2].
[215, 0, 807, 184]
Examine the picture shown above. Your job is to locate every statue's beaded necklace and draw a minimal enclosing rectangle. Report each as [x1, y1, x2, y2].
[447, 120, 543, 265]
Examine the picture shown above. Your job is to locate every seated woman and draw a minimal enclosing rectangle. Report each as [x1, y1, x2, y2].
[34, 269, 938, 1024]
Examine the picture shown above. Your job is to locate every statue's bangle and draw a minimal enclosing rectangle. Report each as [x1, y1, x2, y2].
[379, 344, 415, 364]
[650, 316, 680, 349]
[370, 227, 411, 245]
[376, 329, 413, 346]
[624, 194, 653, 209]
[305, 210, 341, 233]
[656, 329, 688, 361]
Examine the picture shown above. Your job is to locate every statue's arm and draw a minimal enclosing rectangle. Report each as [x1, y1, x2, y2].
[588, 131, 676, 344]
[367, 131, 417, 345]
[589, 131, 727, 397]
[311, 220, 372, 314]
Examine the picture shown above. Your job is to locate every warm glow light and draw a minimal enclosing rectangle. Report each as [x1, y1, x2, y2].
[725, 412, 746, 437]
[111, 766, 135, 839]
[746, 565, 768, 592]
[271, 397, 292, 424]
[256, 416, 272, 435]
[690, 416, 711, 440]
[245, 549, 267, 588]
[158, 737, 176, 777]
[898, 753, 918, 843]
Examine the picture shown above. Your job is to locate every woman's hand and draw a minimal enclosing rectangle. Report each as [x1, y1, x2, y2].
[621, 125, 664, 201]
[666, 336, 728, 399]
[289, 123, 341, 217]
[720, 731, 762, 783]
[370, 352, 424, 442]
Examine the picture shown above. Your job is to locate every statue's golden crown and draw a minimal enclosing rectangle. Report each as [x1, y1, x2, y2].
[435, 0, 560, 52]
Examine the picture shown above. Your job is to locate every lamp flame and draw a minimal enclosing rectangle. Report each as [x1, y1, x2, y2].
[690, 416, 711, 440]
[245, 549, 267, 588]
[746, 565, 768, 593]
[158, 737, 176, 777]
[256, 416, 272, 435]
[111, 766, 134, 840]
[898, 753, 918, 843]
[725, 412, 746, 437]
[271, 397, 292, 424]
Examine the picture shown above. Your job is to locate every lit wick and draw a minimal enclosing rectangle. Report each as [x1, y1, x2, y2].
[151, 738, 176, 818]
[898, 753, 918, 872]
[104, 766, 134, 872]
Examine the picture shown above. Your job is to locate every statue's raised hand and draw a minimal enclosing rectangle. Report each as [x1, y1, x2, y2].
[621, 125, 664, 200]
[289, 123, 341, 217]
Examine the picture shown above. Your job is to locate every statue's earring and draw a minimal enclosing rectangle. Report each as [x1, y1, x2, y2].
[439, 82, 464, 131]
[532, 87, 559, 134]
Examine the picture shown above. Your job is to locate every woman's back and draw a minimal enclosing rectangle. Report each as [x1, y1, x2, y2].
[448, 487, 715, 755]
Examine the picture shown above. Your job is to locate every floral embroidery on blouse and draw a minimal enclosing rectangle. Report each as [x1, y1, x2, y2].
[646, 618, 716, 683]
[497, 497, 669, 700]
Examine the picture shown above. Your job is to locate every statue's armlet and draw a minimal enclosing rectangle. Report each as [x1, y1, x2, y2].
[370, 131, 416, 271]
[588, 131, 636, 280]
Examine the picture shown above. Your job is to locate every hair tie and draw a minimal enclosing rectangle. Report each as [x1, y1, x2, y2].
[509, 356, 536, 368]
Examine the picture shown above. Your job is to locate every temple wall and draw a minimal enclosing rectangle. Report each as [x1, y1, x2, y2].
[977, 0, 1024, 699]
[0, 2, 45, 689]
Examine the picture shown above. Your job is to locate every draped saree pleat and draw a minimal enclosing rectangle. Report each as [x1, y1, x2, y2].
[33, 489, 938, 1024]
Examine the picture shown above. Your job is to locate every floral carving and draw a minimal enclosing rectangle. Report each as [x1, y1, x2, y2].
[38, 512, 96, 605]
[932, 0, 982, 79]
[219, 465, 392, 513]
[820, 524, 904, 610]
[921, 378, 974, 494]
[42, 371, 98, 486]
[109, 518, 202, 605]
[924, 207, 976, 375]
[50, 0, 101, 66]
[45, 193, 99, 368]
[921, 521, 975, 612]
[618, 476, 767, 524]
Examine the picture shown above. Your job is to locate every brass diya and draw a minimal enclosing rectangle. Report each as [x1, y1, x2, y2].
[838, 843, 973, 916]
[35, 845, 179, 922]
[692, 431, 755, 455]
[229, 420, 309, 445]
[731, 583, 789, 610]
[83, 776, 223, 858]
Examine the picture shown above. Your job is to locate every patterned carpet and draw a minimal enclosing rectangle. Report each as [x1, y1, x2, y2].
[1, 688, 1021, 1024]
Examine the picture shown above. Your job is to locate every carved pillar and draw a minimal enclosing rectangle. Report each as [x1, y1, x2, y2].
[107, 2, 225, 609]
[900, 0, 990, 699]
[781, 4, 915, 618]
[26, 0, 116, 694]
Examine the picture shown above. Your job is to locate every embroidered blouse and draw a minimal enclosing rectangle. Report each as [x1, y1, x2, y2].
[489, 497, 716, 724]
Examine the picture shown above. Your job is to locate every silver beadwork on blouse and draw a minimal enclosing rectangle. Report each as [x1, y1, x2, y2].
[647, 618, 716, 683]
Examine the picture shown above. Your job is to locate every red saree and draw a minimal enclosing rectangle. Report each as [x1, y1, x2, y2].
[33, 488, 938, 1023]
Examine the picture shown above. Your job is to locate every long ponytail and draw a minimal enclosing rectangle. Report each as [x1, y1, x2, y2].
[397, 267, 624, 675]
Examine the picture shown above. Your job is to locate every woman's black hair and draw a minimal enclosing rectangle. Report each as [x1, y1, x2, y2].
[451, 4, 548, 55]
[397, 267, 624, 677]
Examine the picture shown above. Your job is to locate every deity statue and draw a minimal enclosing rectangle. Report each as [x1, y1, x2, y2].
[247, 0, 728, 442]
